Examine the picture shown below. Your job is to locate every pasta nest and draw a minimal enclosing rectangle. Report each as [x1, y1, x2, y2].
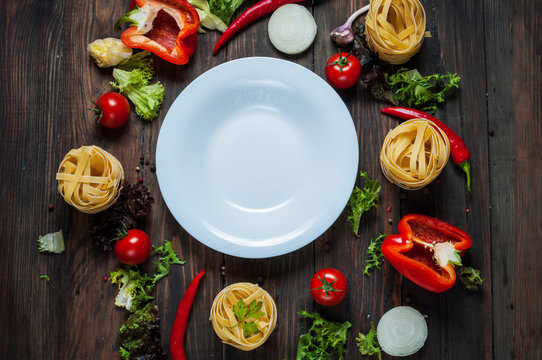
[365, 0, 426, 64]
[56, 145, 124, 214]
[210, 282, 277, 351]
[380, 118, 450, 190]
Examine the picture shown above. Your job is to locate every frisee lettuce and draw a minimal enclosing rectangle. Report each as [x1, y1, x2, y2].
[356, 321, 382, 359]
[149, 240, 186, 289]
[347, 172, 381, 236]
[110, 240, 184, 311]
[296, 310, 351, 360]
[364, 234, 386, 276]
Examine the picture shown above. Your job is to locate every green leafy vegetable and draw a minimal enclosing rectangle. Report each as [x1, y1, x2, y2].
[209, 0, 246, 25]
[296, 310, 352, 360]
[384, 68, 460, 114]
[458, 266, 483, 291]
[188, 0, 228, 32]
[118, 303, 166, 360]
[111, 52, 164, 121]
[40, 274, 50, 282]
[110, 267, 153, 311]
[364, 234, 386, 276]
[38, 230, 65, 254]
[231, 299, 265, 336]
[118, 51, 154, 72]
[150, 240, 186, 289]
[118, 346, 131, 360]
[109, 240, 184, 312]
[356, 321, 382, 359]
[347, 172, 381, 236]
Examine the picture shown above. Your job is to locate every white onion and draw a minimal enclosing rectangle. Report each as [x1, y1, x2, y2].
[376, 306, 427, 357]
[268, 4, 317, 55]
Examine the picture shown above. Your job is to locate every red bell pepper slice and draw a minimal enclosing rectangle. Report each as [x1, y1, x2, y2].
[382, 214, 472, 293]
[118, 0, 200, 65]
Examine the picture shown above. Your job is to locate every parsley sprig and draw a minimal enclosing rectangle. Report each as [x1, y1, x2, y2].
[231, 299, 265, 336]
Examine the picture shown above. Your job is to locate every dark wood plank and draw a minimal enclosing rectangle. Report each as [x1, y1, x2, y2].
[484, 0, 542, 359]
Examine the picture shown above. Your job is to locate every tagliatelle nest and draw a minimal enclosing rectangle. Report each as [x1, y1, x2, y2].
[56, 145, 124, 214]
[365, 0, 426, 64]
[210, 283, 277, 351]
[380, 119, 450, 190]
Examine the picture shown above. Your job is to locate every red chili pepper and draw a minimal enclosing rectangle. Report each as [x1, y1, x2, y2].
[169, 268, 205, 360]
[213, 0, 306, 55]
[382, 214, 472, 293]
[117, 0, 200, 65]
[381, 107, 472, 191]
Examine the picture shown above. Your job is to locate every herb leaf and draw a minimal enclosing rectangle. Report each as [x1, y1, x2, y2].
[385, 68, 460, 114]
[458, 266, 483, 291]
[347, 172, 381, 236]
[231, 299, 264, 337]
[364, 234, 386, 276]
[150, 240, 186, 289]
[241, 322, 260, 337]
[296, 310, 351, 360]
[356, 321, 382, 359]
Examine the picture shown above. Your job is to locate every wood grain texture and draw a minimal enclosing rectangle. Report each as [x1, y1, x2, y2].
[0, 0, 540, 359]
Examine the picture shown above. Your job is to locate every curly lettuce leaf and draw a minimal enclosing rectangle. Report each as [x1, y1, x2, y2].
[149, 240, 185, 288]
[110, 267, 153, 311]
[209, 0, 246, 25]
[296, 310, 351, 360]
[356, 321, 382, 359]
[347, 172, 381, 236]
[364, 234, 386, 276]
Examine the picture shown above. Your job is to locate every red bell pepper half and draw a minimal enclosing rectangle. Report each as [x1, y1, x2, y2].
[116, 0, 200, 65]
[382, 214, 472, 293]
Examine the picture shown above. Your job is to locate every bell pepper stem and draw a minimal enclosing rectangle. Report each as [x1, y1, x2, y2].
[458, 160, 471, 191]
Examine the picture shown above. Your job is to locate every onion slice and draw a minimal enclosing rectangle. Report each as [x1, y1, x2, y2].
[268, 4, 317, 55]
[376, 306, 427, 357]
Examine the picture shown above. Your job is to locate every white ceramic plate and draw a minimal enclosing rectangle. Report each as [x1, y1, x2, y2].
[156, 57, 358, 258]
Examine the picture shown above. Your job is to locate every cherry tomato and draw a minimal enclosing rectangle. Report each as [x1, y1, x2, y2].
[324, 52, 362, 89]
[114, 229, 151, 265]
[310, 268, 348, 306]
[91, 92, 130, 128]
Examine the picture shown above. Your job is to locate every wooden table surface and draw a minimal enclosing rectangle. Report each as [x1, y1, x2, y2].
[1, 0, 540, 359]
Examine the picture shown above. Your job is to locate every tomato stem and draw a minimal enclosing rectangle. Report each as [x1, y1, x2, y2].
[311, 273, 343, 301]
[327, 52, 352, 75]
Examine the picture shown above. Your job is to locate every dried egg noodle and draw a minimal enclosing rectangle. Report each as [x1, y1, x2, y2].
[380, 119, 450, 190]
[56, 145, 124, 214]
[365, 0, 426, 64]
[210, 283, 277, 351]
